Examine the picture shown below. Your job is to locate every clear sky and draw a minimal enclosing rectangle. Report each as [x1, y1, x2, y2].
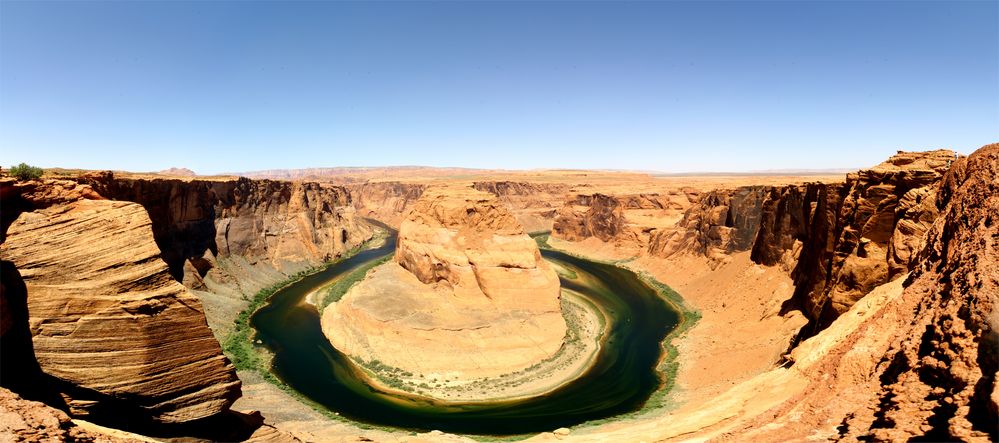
[1, 1, 996, 174]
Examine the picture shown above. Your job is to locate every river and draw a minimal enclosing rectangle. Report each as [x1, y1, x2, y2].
[250, 228, 680, 435]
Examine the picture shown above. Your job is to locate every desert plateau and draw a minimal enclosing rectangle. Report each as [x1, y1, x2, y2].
[1, 1, 997, 442]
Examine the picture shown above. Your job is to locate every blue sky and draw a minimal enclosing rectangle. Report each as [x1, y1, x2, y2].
[1, 1, 996, 174]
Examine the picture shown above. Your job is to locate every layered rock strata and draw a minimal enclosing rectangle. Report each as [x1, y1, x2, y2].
[73, 173, 374, 335]
[642, 150, 956, 333]
[472, 181, 571, 233]
[0, 179, 241, 424]
[647, 186, 769, 266]
[553, 192, 691, 252]
[346, 181, 426, 227]
[724, 144, 997, 442]
[78, 173, 372, 282]
[323, 187, 567, 380]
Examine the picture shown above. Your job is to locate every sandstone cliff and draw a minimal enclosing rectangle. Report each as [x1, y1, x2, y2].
[720, 144, 997, 442]
[74, 173, 374, 335]
[646, 187, 769, 266]
[78, 173, 372, 281]
[642, 150, 956, 334]
[0, 179, 241, 425]
[752, 150, 956, 331]
[472, 181, 571, 233]
[553, 191, 691, 253]
[323, 187, 567, 382]
[346, 181, 426, 227]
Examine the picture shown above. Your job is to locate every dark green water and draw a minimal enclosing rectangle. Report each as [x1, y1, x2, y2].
[250, 230, 680, 435]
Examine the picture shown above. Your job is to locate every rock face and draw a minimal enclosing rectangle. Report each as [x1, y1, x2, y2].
[849, 144, 997, 441]
[647, 187, 769, 266]
[346, 181, 426, 227]
[323, 187, 566, 380]
[0, 387, 128, 442]
[78, 173, 372, 283]
[553, 192, 686, 252]
[752, 150, 955, 331]
[472, 181, 571, 233]
[727, 144, 997, 442]
[0, 179, 240, 424]
[646, 150, 957, 334]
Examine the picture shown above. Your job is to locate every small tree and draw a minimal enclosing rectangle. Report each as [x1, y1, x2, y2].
[8, 163, 43, 181]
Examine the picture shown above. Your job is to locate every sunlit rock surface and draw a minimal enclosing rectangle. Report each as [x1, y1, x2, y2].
[323, 187, 566, 380]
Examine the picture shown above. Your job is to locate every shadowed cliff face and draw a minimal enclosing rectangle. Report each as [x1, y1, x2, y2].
[0, 179, 241, 425]
[853, 143, 997, 441]
[78, 173, 372, 286]
[553, 192, 684, 251]
[753, 150, 956, 332]
[647, 187, 769, 266]
[642, 150, 958, 335]
[346, 181, 427, 228]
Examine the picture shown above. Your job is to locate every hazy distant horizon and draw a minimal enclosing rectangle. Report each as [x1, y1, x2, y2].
[2, 1, 996, 174]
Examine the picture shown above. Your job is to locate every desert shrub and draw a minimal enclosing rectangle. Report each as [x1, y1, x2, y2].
[8, 163, 43, 180]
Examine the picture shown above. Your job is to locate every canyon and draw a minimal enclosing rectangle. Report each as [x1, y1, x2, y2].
[0, 144, 995, 442]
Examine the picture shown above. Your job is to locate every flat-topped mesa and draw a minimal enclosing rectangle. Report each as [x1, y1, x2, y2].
[323, 187, 567, 383]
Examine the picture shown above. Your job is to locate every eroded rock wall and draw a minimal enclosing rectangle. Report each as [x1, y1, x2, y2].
[0, 179, 240, 425]
[78, 173, 373, 285]
[753, 150, 955, 330]
[472, 181, 571, 233]
[647, 187, 769, 266]
[725, 144, 997, 442]
[552, 192, 689, 252]
[645, 150, 956, 333]
[346, 181, 426, 228]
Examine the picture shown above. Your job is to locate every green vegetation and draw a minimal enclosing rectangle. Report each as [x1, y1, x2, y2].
[531, 231, 704, 428]
[218, 231, 388, 424]
[318, 255, 391, 311]
[222, 265, 326, 371]
[8, 163, 43, 181]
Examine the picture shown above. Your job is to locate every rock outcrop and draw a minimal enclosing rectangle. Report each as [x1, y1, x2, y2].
[0, 179, 241, 425]
[346, 181, 426, 227]
[645, 150, 957, 333]
[722, 144, 997, 442]
[752, 150, 956, 331]
[77, 173, 372, 284]
[0, 387, 131, 442]
[647, 187, 769, 266]
[472, 181, 571, 233]
[553, 192, 688, 252]
[323, 187, 566, 381]
[850, 144, 997, 441]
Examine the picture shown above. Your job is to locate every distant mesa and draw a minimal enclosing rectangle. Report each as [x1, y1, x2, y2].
[157, 167, 197, 177]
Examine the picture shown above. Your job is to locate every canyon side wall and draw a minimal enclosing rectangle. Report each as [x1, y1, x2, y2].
[346, 181, 426, 228]
[621, 150, 956, 334]
[1, 174, 373, 439]
[727, 143, 997, 442]
[472, 181, 572, 233]
[553, 190, 697, 253]
[75, 173, 375, 333]
[0, 179, 241, 426]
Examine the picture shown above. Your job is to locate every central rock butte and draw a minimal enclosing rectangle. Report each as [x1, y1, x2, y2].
[322, 187, 567, 383]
